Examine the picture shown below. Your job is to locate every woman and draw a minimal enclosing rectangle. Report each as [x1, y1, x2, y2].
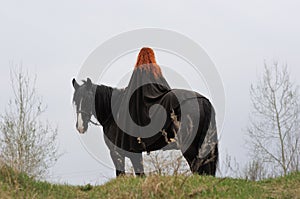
[115, 47, 172, 152]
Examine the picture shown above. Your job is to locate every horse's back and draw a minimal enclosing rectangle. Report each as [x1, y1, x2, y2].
[161, 89, 211, 115]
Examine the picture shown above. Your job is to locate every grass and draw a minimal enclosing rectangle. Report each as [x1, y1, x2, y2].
[0, 165, 299, 198]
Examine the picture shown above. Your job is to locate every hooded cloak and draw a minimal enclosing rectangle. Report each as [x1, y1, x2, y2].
[113, 47, 175, 152]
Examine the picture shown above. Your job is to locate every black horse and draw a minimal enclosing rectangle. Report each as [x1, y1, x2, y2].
[72, 78, 218, 177]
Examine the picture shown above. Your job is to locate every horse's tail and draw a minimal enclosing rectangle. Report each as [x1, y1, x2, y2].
[197, 103, 219, 176]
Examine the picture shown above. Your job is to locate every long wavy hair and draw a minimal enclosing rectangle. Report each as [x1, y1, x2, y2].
[135, 47, 162, 78]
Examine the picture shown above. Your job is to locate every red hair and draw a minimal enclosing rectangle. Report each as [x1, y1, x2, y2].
[135, 47, 162, 78]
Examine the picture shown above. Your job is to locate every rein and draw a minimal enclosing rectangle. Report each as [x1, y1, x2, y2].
[89, 119, 100, 126]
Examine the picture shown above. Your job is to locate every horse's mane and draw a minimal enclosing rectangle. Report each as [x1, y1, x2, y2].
[134, 47, 162, 78]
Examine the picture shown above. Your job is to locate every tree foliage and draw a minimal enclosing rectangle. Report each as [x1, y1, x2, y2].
[0, 68, 59, 178]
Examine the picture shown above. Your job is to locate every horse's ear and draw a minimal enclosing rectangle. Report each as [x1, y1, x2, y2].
[86, 78, 92, 90]
[72, 78, 79, 90]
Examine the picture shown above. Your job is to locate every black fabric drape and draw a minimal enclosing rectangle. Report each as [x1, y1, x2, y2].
[115, 67, 171, 152]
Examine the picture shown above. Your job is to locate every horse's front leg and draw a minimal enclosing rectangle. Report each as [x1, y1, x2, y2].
[128, 152, 145, 176]
[110, 150, 125, 177]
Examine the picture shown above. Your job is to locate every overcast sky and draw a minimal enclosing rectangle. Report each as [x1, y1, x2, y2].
[1, 0, 300, 185]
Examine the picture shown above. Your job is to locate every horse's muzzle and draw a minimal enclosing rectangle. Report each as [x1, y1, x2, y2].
[77, 126, 86, 134]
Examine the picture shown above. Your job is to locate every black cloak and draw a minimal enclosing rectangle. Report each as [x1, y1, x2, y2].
[112, 66, 175, 152]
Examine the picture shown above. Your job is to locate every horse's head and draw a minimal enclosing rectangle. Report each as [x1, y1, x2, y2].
[72, 78, 95, 134]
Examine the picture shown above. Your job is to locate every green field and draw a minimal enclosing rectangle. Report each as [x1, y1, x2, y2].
[0, 166, 299, 198]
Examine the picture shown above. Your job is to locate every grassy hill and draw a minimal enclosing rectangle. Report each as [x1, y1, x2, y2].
[0, 166, 299, 198]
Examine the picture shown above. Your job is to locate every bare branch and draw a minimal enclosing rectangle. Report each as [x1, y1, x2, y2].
[247, 61, 300, 177]
[0, 66, 60, 179]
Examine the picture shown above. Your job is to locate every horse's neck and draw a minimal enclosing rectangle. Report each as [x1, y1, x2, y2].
[93, 85, 111, 125]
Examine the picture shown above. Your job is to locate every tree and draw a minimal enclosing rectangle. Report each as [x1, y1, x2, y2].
[242, 159, 268, 181]
[0, 67, 59, 178]
[247, 62, 300, 177]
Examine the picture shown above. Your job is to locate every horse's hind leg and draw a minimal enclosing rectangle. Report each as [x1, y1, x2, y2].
[128, 152, 145, 177]
[110, 150, 125, 177]
[182, 145, 198, 173]
[193, 101, 218, 176]
[179, 113, 201, 174]
[183, 139, 218, 176]
[182, 145, 218, 176]
[180, 99, 218, 176]
[194, 143, 218, 176]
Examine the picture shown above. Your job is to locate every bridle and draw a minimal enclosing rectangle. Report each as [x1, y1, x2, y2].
[73, 81, 100, 126]
[77, 108, 100, 126]
[77, 110, 100, 126]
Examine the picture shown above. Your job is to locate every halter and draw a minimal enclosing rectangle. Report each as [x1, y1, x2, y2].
[77, 110, 100, 126]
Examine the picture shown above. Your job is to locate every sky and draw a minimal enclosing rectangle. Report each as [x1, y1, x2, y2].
[0, 0, 300, 185]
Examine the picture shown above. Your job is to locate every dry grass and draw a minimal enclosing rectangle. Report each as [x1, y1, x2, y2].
[0, 164, 299, 199]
